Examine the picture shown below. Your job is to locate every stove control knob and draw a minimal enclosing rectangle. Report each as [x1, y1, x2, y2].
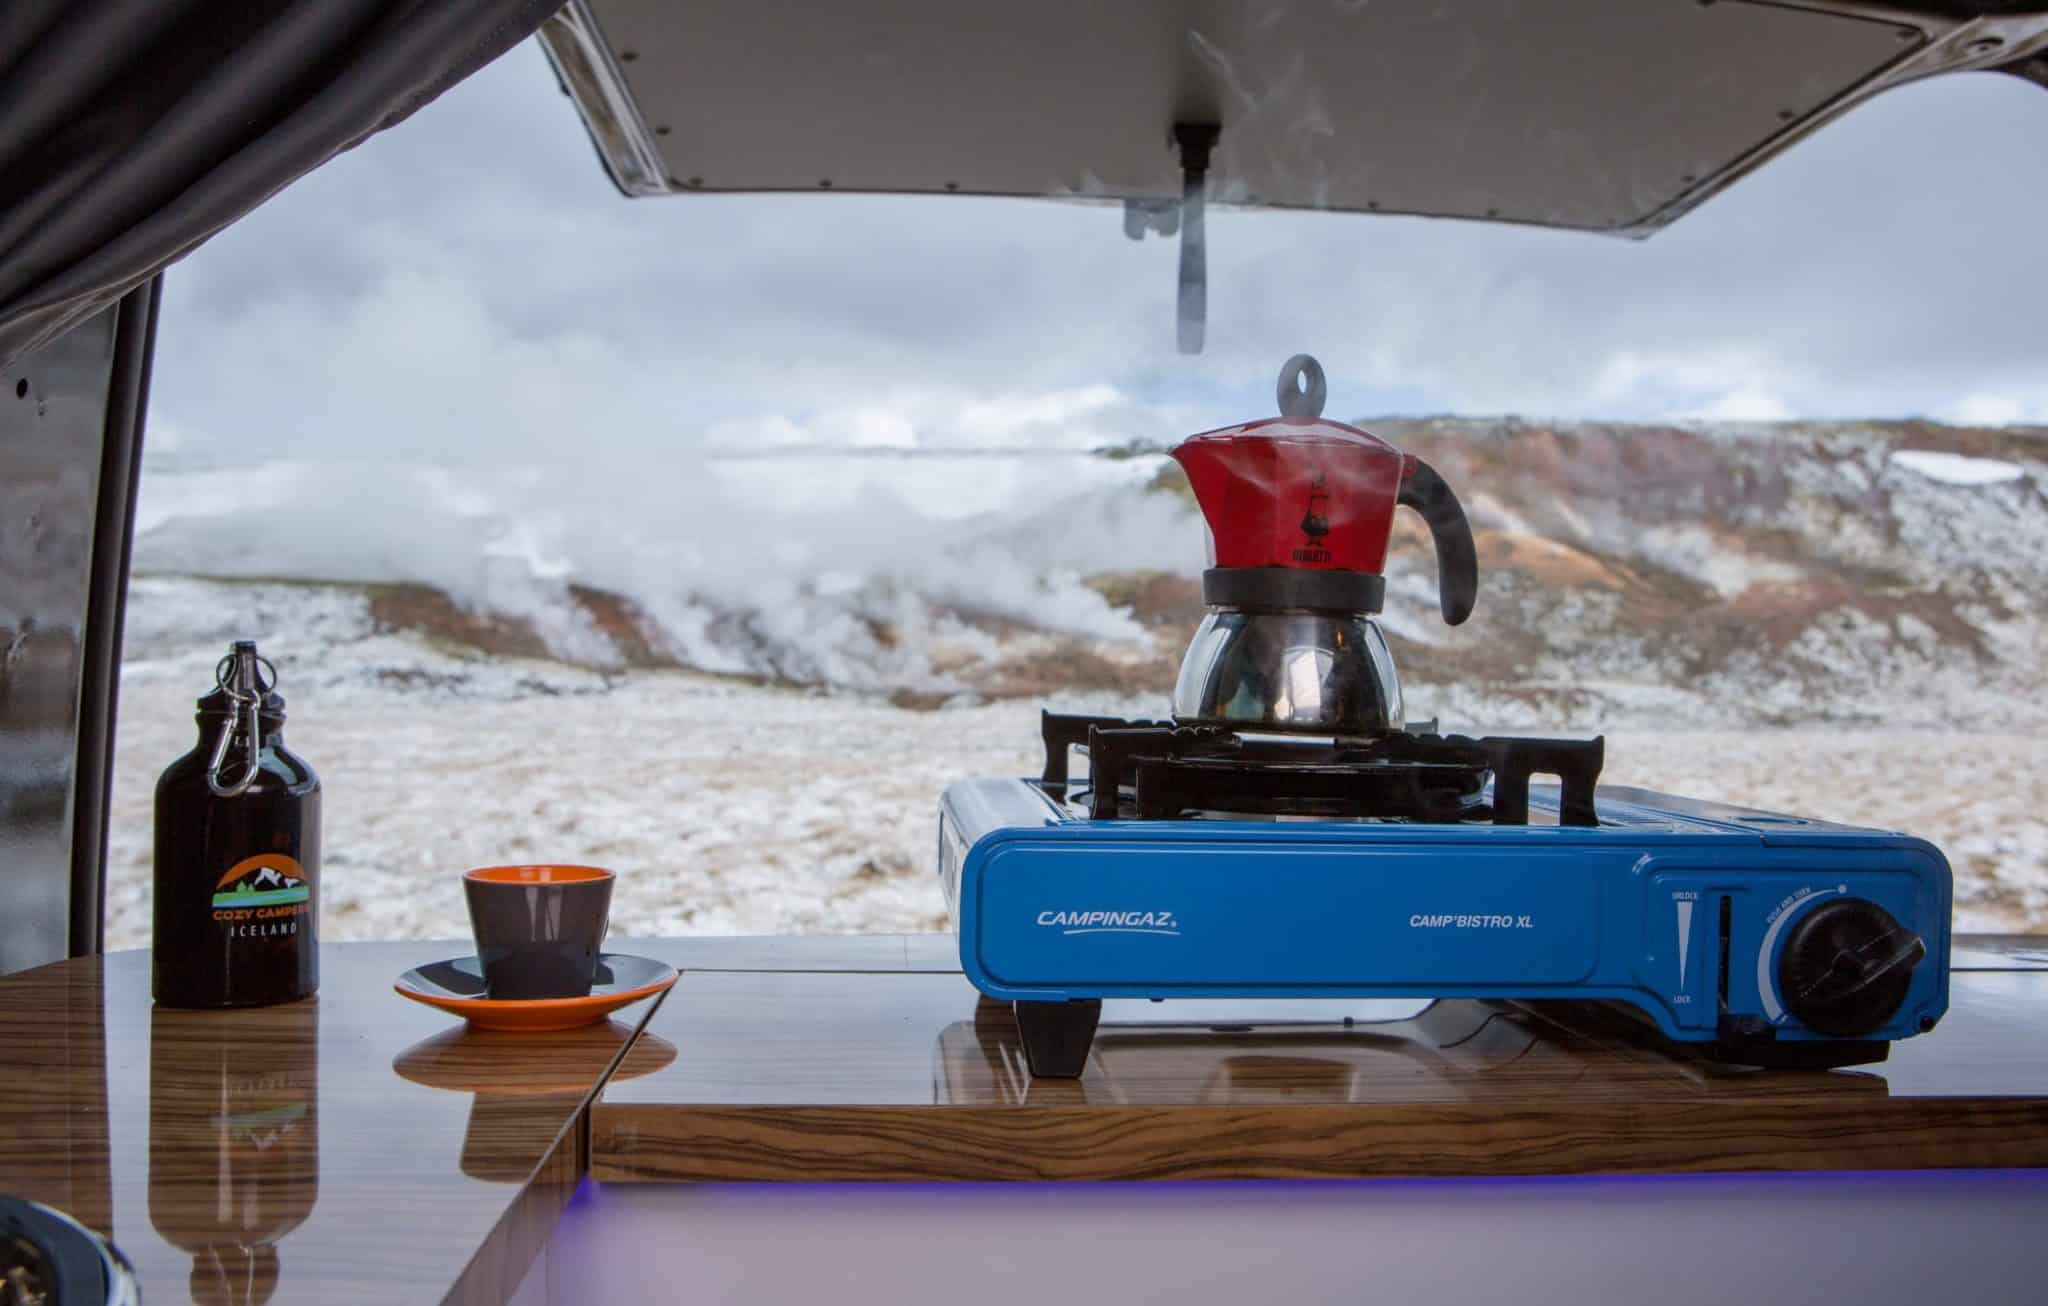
[1778, 898, 1926, 1037]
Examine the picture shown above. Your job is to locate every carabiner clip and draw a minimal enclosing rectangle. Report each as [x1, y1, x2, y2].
[205, 649, 271, 798]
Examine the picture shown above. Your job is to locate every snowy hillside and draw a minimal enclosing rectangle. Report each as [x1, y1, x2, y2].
[1366, 417, 2048, 729]
[132, 418, 2048, 727]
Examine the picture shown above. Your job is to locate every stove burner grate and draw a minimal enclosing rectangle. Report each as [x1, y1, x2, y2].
[1039, 711, 1602, 826]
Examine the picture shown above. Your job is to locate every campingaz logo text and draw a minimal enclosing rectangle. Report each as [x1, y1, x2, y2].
[1036, 910, 1181, 937]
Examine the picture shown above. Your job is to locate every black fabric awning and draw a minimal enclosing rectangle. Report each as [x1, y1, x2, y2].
[0, 0, 561, 371]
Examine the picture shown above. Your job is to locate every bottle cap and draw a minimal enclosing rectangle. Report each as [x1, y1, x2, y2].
[197, 641, 285, 716]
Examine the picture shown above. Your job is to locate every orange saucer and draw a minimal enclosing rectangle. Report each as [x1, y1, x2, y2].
[394, 953, 678, 1031]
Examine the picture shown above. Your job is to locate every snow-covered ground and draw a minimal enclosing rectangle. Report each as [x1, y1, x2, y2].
[106, 638, 2048, 948]
[1888, 448, 2027, 486]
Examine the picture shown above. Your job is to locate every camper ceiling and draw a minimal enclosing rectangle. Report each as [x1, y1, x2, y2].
[540, 0, 2048, 236]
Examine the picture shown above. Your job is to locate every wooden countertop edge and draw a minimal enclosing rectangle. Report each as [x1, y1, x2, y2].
[587, 1098, 2048, 1184]
[442, 982, 677, 1306]
[444, 1124, 584, 1306]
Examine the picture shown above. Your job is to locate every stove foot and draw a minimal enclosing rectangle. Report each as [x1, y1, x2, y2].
[1710, 1014, 1891, 1070]
[1013, 999, 1101, 1078]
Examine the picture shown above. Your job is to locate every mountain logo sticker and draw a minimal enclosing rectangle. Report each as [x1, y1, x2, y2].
[212, 853, 311, 909]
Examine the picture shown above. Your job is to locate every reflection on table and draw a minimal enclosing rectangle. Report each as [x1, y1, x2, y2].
[393, 1021, 678, 1183]
[936, 995, 1893, 1107]
[148, 1002, 319, 1306]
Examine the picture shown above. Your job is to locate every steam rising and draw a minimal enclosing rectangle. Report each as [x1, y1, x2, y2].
[134, 446, 1204, 689]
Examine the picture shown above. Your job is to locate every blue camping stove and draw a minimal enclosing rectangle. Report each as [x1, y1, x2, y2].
[939, 712, 1950, 1078]
[950, 365, 1950, 1077]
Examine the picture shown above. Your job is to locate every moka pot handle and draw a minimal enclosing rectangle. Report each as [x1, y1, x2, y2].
[1397, 458, 1478, 626]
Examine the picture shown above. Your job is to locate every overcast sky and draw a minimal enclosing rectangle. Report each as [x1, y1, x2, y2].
[148, 38, 2048, 467]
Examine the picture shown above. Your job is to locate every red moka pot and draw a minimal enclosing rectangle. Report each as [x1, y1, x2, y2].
[1168, 355, 1478, 735]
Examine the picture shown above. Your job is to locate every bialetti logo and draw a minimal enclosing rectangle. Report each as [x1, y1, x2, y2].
[1037, 910, 1181, 937]
[1294, 470, 1332, 563]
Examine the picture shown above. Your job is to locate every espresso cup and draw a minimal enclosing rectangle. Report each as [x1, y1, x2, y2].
[462, 865, 614, 1000]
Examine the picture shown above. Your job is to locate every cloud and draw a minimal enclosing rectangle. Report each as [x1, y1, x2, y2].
[1944, 392, 2048, 427]
[1684, 390, 1796, 423]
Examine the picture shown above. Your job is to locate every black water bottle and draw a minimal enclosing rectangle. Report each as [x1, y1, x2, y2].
[153, 641, 321, 1008]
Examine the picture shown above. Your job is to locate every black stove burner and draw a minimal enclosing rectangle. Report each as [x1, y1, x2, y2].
[1039, 711, 1602, 826]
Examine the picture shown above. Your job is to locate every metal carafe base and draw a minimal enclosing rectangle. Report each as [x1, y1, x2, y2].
[1171, 609, 1404, 736]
